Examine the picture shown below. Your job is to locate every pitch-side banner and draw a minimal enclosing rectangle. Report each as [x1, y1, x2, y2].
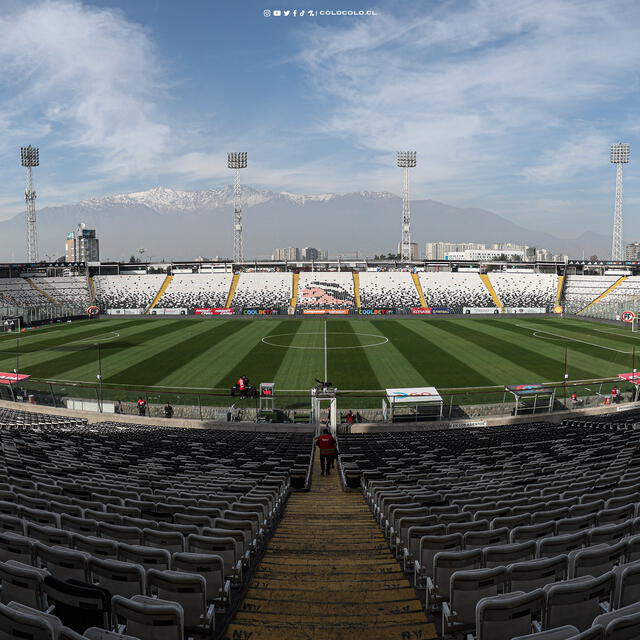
[106, 308, 143, 315]
[0, 372, 30, 386]
[195, 308, 234, 315]
[302, 309, 349, 315]
[412, 308, 431, 314]
[386, 386, 443, 404]
[359, 309, 395, 315]
[502, 307, 546, 314]
[149, 308, 187, 316]
[463, 307, 501, 314]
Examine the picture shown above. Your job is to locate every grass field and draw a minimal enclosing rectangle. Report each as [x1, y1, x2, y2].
[0, 316, 636, 406]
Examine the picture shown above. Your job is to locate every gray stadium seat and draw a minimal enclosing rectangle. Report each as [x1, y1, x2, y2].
[476, 588, 545, 640]
[111, 594, 184, 640]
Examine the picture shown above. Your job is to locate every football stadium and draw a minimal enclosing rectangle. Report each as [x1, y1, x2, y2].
[2, 1, 640, 639]
[3, 264, 640, 640]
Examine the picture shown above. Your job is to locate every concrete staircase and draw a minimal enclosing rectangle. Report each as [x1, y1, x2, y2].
[25, 278, 60, 305]
[290, 273, 300, 308]
[480, 273, 503, 309]
[223, 452, 437, 640]
[145, 275, 173, 314]
[353, 272, 361, 309]
[579, 276, 628, 314]
[225, 274, 240, 309]
[412, 273, 427, 308]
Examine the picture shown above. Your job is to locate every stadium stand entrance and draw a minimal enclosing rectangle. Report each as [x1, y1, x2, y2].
[223, 449, 438, 640]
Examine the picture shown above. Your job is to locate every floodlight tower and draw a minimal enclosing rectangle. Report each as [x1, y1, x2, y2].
[20, 146, 40, 263]
[397, 151, 416, 262]
[227, 152, 248, 263]
[610, 142, 630, 261]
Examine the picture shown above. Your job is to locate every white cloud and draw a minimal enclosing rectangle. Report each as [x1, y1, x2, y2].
[297, 0, 640, 194]
[0, 0, 171, 177]
[521, 134, 612, 183]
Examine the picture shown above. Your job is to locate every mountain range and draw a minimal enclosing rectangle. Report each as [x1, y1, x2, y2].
[0, 186, 610, 261]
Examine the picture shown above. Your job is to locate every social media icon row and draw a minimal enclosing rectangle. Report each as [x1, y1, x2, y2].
[264, 9, 316, 17]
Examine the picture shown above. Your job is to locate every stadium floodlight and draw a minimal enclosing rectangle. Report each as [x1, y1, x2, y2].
[227, 152, 248, 263]
[396, 151, 416, 262]
[20, 146, 40, 263]
[610, 142, 630, 261]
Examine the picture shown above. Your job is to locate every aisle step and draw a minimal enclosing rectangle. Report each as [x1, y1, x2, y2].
[221, 450, 437, 640]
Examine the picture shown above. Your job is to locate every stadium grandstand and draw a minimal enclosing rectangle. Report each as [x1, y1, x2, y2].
[3, 259, 640, 638]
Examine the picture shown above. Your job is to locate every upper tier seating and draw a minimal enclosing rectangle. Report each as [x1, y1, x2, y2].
[296, 272, 355, 308]
[358, 272, 420, 309]
[0, 279, 50, 308]
[340, 419, 640, 638]
[231, 273, 292, 309]
[156, 274, 232, 309]
[419, 272, 495, 312]
[0, 411, 313, 638]
[562, 276, 620, 311]
[94, 275, 165, 311]
[33, 277, 92, 307]
[596, 275, 640, 302]
[489, 273, 558, 309]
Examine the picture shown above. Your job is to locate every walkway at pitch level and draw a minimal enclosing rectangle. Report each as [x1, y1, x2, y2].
[222, 451, 438, 640]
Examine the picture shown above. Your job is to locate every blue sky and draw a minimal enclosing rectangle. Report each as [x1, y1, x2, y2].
[0, 0, 638, 238]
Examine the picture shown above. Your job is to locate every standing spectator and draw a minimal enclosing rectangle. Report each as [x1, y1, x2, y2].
[571, 392, 578, 409]
[164, 403, 174, 419]
[137, 397, 147, 416]
[316, 428, 337, 476]
[237, 376, 246, 398]
[345, 410, 355, 425]
[611, 386, 619, 404]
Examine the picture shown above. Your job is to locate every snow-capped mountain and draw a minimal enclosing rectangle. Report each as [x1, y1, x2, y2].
[77, 186, 395, 213]
[0, 186, 610, 262]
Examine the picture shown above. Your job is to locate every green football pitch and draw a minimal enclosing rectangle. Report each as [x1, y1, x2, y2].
[0, 316, 636, 403]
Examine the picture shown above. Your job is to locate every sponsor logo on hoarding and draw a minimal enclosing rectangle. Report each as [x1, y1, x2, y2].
[359, 309, 395, 315]
[301, 309, 350, 315]
[502, 307, 546, 314]
[194, 308, 234, 315]
[412, 308, 432, 314]
[242, 309, 279, 315]
[621, 310, 636, 323]
[431, 307, 451, 314]
[463, 307, 501, 314]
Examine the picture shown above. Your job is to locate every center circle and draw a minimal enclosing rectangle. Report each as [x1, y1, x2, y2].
[261, 331, 389, 350]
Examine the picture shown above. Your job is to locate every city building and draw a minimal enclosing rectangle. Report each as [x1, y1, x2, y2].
[65, 224, 99, 262]
[396, 242, 419, 260]
[301, 247, 328, 261]
[445, 249, 526, 261]
[272, 247, 300, 261]
[425, 242, 484, 260]
[626, 242, 640, 261]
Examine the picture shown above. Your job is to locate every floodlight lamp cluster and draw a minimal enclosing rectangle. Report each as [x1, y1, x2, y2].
[396, 151, 416, 168]
[227, 152, 248, 169]
[611, 143, 630, 164]
[20, 146, 39, 167]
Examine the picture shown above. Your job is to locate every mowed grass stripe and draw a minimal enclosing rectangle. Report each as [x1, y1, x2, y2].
[0, 319, 142, 356]
[155, 320, 283, 389]
[490, 319, 631, 377]
[375, 320, 494, 387]
[271, 320, 324, 390]
[350, 320, 427, 389]
[521, 317, 640, 349]
[324, 320, 381, 390]
[468, 318, 626, 381]
[111, 320, 252, 386]
[431, 319, 598, 383]
[0, 320, 183, 379]
[214, 320, 305, 389]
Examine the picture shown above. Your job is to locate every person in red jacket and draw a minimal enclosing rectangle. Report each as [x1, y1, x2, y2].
[237, 376, 246, 398]
[316, 428, 337, 476]
[137, 397, 147, 416]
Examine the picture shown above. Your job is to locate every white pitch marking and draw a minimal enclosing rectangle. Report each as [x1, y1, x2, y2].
[518, 324, 631, 354]
[261, 331, 389, 350]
